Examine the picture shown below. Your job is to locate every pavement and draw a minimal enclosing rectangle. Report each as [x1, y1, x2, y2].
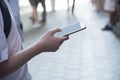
[20, 0, 120, 80]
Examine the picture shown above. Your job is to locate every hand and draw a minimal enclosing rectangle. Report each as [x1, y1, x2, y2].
[38, 28, 69, 52]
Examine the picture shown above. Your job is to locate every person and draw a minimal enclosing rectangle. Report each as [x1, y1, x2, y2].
[67, 0, 75, 13]
[0, 0, 69, 80]
[91, 0, 105, 11]
[102, 0, 119, 30]
[8, 0, 24, 41]
[50, 0, 56, 12]
[29, 0, 46, 28]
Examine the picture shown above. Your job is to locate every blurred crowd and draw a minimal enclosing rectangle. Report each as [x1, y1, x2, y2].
[28, 0, 75, 28]
[9, 0, 120, 32]
[8, 0, 76, 39]
[91, 0, 120, 31]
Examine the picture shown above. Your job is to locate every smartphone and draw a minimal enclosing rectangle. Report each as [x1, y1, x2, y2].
[54, 22, 86, 37]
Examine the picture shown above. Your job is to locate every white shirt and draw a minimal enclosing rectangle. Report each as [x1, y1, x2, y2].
[0, 0, 31, 80]
[104, 0, 118, 11]
[8, 0, 24, 41]
[8, 0, 20, 27]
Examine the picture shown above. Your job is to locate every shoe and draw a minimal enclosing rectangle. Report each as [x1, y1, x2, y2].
[32, 22, 41, 28]
[40, 18, 46, 23]
[102, 25, 113, 31]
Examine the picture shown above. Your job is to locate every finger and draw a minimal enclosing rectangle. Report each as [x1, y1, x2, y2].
[61, 36, 69, 41]
[56, 36, 69, 42]
[58, 36, 69, 46]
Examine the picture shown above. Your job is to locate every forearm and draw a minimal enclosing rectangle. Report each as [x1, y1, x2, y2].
[0, 42, 43, 77]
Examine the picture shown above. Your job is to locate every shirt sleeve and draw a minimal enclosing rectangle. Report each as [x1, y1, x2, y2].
[0, 12, 9, 63]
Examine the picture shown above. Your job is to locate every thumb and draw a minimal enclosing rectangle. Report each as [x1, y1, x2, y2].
[50, 28, 61, 35]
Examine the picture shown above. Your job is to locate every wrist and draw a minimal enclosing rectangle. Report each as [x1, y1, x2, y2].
[34, 41, 44, 54]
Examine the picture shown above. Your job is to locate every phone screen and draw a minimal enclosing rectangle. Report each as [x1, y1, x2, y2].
[54, 22, 86, 37]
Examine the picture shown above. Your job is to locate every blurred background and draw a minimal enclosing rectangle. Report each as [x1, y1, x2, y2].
[18, 0, 120, 80]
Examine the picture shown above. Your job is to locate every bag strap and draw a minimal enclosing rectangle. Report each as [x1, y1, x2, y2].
[0, 0, 11, 38]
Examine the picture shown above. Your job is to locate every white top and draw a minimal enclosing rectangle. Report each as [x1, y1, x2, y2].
[104, 0, 118, 11]
[8, 0, 20, 27]
[8, 0, 24, 41]
[0, 0, 31, 80]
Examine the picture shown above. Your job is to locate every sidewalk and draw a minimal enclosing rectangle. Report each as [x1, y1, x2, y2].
[20, 0, 120, 80]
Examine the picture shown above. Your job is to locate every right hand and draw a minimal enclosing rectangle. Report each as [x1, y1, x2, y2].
[38, 28, 69, 52]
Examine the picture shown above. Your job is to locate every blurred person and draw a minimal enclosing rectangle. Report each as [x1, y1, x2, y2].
[50, 0, 56, 12]
[102, 0, 119, 30]
[118, 1, 120, 17]
[91, 0, 95, 4]
[29, 0, 46, 28]
[8, 0, 24, 41]
[91, 0, 105, 11]
[115, 0, 120, 27]
[0, 0, 69, 80]
[67, 0, 75, 13]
